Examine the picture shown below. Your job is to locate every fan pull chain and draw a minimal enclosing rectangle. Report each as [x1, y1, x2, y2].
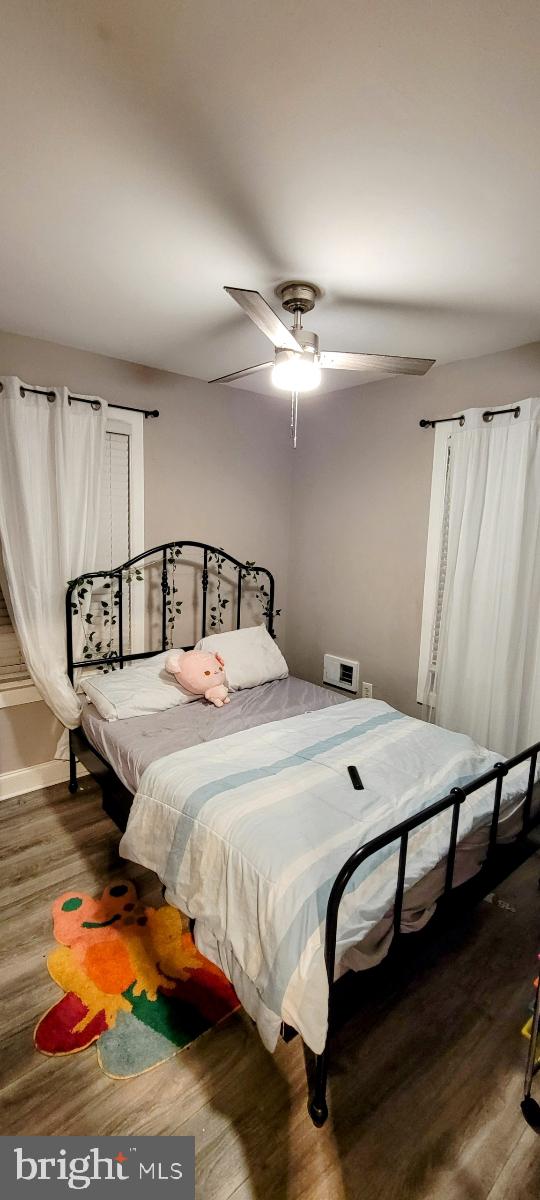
[291, 389, 299, 448]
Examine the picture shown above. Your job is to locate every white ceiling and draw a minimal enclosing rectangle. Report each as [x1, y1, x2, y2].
[1, 0, 540, 396]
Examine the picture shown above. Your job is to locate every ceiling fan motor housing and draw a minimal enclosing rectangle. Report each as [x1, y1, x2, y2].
[289, 327, 319, 355]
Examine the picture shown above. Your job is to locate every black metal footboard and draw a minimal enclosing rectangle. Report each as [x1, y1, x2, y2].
[308, 739, 540, 1127]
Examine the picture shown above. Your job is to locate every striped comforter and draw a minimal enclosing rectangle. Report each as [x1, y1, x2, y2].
[119, 699, 528, 1053]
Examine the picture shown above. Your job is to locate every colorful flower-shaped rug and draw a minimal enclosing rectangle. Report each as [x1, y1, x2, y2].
[34, 880, 239, 1078]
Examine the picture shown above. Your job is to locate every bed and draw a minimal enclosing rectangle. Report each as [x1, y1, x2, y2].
[66, 540, 540, 1126]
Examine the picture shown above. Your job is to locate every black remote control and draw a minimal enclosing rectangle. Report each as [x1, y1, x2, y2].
[347, 765, 364, 791]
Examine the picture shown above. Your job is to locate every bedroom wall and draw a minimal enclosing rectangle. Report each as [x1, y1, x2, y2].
[3, 332, 540, 782]
[0, 330, 294, 776]
[284, 340, 540, 718]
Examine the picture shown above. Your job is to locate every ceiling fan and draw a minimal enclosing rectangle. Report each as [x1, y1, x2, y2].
[210, 282, 436, 445]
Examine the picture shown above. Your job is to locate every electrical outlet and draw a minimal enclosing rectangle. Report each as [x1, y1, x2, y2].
[361, 681, 373, 699]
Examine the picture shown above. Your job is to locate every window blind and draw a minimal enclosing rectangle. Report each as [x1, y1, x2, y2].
[92, 429, 133, 655]
[96, 431, 131, 570]
[424, 442, 452, 710]
[0, 583, 30, 684]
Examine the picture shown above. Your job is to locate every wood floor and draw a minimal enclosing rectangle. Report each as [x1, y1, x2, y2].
[1, 778, 539, 1199]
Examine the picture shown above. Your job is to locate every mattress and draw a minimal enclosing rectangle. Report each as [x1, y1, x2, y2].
[81, 675, 347, 793]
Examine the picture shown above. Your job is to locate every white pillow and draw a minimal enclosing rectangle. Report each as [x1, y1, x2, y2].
[79, 649, 197, 721]
[195, 625, 288, 691]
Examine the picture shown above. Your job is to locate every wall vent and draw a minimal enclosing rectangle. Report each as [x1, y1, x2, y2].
[323, 654, 359, 693]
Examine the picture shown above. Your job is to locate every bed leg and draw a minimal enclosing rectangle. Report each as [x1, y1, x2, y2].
[68, 733, 79, 794]
[308, 1046, 329, 1127]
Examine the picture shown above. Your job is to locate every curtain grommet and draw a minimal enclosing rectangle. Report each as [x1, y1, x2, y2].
[91, 400, 101, 411]
[459, 416, 465, 426]
[514, 406, 521, 419]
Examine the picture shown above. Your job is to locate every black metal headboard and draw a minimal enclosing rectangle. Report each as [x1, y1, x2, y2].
[66, 540, 276, 683]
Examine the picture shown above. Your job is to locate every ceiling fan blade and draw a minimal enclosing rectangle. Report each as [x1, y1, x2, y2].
[224, 287, 302, 352]
[319, 350, 435, 376]
[209, 361, 273, 385]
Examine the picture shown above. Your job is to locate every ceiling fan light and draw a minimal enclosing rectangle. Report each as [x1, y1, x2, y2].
[272, 349, 321, 393]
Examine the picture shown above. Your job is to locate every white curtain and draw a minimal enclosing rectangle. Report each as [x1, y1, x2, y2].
[0, 376, 107, 733]
[436, 398, 540, 757]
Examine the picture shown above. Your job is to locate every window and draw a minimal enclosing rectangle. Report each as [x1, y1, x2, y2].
[0, 404, 144, 706]
[417, 430, 453, 710]
[97, 429, 131, 571]
[89, 409, 145, 657]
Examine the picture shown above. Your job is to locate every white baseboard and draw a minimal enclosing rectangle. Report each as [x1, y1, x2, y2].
[0, 758, 88, 800]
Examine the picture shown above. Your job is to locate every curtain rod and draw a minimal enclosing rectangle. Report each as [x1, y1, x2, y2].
[420, 405, 520, 429]
[0, 381, 159, 418]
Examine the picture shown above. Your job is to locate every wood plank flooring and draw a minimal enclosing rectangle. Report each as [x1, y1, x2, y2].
[0, 778, 539, 1198]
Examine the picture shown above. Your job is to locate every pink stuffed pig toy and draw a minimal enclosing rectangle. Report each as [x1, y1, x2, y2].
[165, 649, 230, 707]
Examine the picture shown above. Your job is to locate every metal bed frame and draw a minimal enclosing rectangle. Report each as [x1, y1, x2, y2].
[66, 540, 540, 1127]
[66, 540, 275, 820]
